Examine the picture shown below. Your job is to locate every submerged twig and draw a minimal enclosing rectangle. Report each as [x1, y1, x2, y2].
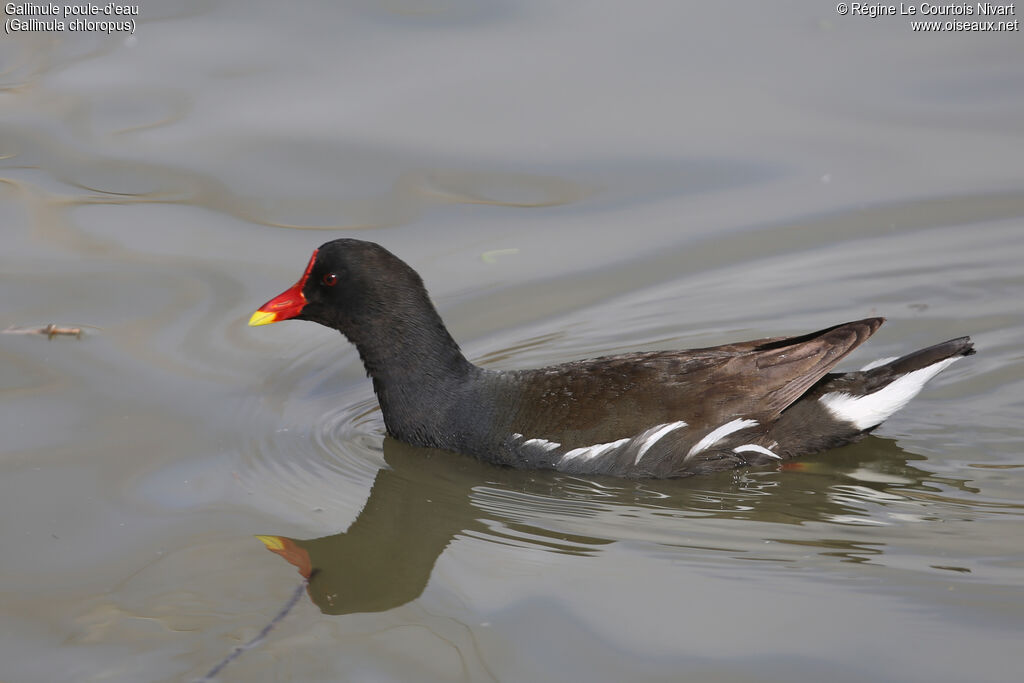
[195, 574, 312, 682]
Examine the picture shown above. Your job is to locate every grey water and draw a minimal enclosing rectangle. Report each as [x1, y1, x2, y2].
[2, 1, 1023, 681]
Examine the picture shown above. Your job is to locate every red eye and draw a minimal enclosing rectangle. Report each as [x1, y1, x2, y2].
[322, 273, 338, 287]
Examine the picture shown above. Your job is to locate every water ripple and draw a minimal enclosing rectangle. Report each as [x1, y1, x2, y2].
[231, 339, 387, 530]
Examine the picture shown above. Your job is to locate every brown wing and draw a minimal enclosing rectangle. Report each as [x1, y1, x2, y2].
[505, 318, 884, 446]
[727, 316, 885, 417]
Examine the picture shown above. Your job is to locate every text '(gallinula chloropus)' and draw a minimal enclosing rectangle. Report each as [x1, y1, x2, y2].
[249, 239, 974, 479]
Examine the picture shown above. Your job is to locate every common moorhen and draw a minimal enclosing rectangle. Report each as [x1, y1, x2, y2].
[249, 239, 974, 478]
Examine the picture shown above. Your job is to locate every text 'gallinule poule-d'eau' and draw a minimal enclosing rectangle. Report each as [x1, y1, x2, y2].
[249, 239, 974, 479]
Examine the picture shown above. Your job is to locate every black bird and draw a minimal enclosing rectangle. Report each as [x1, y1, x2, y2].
[250, 239, 974, 478]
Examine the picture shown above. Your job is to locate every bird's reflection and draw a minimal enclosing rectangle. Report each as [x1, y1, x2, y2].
[258, 435, 969, 615]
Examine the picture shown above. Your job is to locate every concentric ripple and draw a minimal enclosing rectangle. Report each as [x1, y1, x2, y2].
[232, 339, 389, 531]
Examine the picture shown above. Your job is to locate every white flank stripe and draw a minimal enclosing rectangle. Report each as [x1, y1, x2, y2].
[522, 438, 561, 451]
[860, 356, 900, 372]
[634, 421, 688, 465]
[733, 444, 781, 460]
[561, 438, 630, 463]
[686, 418, 759, 459]
[820, 356, 961, 430]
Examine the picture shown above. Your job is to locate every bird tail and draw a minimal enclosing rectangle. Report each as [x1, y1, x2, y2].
[818, 336, 975, 431]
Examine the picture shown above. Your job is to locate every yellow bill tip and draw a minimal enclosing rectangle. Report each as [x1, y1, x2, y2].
[248, 310, 278, 327]
[255, 534, 285, 551]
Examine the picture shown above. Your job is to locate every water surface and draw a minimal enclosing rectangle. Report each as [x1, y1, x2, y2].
[2, 1, 1023, 682]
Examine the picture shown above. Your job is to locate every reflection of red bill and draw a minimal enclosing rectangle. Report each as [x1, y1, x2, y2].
[256, 535, 312, 578]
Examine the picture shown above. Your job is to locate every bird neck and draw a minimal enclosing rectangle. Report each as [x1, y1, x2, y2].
[343, 301, 480, 447]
